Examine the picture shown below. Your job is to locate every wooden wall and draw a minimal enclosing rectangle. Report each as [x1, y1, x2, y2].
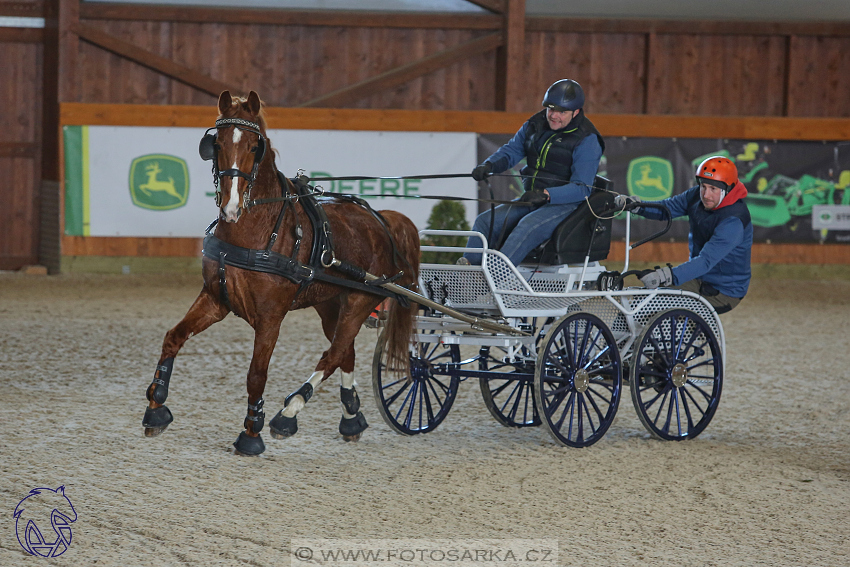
[4, 0, 850, 270]
[0, 0, 43, 270]
[66, 9, 850, 117]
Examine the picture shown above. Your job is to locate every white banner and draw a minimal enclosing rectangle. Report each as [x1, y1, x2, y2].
[80, 126, 477, 237]
[812, 204, 850, 230]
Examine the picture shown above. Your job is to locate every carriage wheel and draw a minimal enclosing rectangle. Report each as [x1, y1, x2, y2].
[629, 309, 723, 441]
[371, 331, 460, 435]
[479, 347, 541, 427]
[534, 313, 622, 448]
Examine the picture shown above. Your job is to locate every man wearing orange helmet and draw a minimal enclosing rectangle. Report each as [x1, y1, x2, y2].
[617, 156, 753, 313]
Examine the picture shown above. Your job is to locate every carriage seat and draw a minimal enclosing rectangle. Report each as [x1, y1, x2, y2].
[521, 176, 615, 266]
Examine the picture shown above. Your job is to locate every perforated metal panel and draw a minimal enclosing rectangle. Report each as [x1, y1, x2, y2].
[419, 265, 496, 310]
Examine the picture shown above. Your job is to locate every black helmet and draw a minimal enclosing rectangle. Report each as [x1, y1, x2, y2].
[542, 79, 585, 111]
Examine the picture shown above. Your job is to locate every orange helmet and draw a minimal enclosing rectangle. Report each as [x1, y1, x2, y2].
[696, 156, 738, 191]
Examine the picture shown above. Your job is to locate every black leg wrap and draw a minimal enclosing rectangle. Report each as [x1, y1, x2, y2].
[146, 358, 174, 405]
[243, 398, 265, 433]
[233, 431, 265, 456]
[269, 410, 298, 438]
[285, 382, 314, 407]
[340, 386, 360, 415]
[142, 405, 173, 428]
[339, 411, 368, 437]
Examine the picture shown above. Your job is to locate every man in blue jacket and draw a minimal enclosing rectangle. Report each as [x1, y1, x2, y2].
[619, 156, 753, 314]
[461, 79, 604, 266]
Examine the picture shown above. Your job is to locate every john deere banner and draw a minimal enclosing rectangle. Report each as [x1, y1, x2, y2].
[63, 126, 477, 237]
[479, 135, 850, 243]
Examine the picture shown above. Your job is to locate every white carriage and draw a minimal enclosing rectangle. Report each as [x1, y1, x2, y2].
[369, 199, 725, 448]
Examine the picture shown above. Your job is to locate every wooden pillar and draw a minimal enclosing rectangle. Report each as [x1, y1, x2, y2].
[41, 0, 78, 271]
[42, 0, 78, 181]
[496, 0, 525, 112]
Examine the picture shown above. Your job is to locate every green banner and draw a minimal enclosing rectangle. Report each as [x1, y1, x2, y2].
[63, 125, 88, 236]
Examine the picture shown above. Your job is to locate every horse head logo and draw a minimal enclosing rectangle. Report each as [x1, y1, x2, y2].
[14, 486, 78, 557]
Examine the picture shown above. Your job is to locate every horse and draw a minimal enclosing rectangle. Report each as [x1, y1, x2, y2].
[142, 90, 420, 455]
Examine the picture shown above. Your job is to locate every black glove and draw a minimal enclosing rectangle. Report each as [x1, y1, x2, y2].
[519, 190, 549, 208]
[471, 162, 493, 182]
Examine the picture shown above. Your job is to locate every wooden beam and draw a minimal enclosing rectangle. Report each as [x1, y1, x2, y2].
[464, 0, 506, 14]
[0, 27, 43, 42]
[58, 0, 79, 103]
[299, 33, 503, 108]
[79, 3, 501, 30]
[527, 16, 850, 37]
[0, 1, 44, 17]
[62, 236, 202, 257]
[782, 35, 794, 117]
[59, 103, 850, 141]
[499, 0, 526, 113]
[0, 142, 38, 158]
[72, 23, 239, 97]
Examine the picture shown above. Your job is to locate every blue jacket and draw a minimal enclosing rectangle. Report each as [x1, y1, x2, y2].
[486, 114, 603, 205]
[637, 184, 753, 298]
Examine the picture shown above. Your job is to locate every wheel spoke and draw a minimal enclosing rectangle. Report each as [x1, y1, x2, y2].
[582, 390, 604, 429]
[428, 375, 452, 395]
[680, 387, 696, 433]
[584, 343, 611, 370]
[682, 385, 706, 416]
[400, 380, 418, 427]
[425, 377, 447, 409]
[687, 359, 717, 371]
[587, 384, 613, 406]
[421, 380, 438, 424]
[661, 388, 676, 434]
[673, 388, 683, 437]
[648, 335, 671, 368]
[384, 379, 411, 406]
[652, 388, 671, 425]
[579, 327, 603, 368]
[688, 380, 714, 403]
[490, 379, 514, 397]
[558, 391, 576, 432]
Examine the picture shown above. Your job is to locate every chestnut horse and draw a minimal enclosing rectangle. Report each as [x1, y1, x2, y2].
[142, 91, 419, 455]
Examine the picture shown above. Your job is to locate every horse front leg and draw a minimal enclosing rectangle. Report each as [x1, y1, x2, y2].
[232, 320, 282, 456]
[143, 287, 228, 437]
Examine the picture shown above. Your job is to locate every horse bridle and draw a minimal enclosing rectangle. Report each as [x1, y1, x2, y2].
[199, 117, 267, 212]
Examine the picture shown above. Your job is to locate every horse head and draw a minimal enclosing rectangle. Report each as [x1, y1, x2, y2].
[204, 90, 269, 223]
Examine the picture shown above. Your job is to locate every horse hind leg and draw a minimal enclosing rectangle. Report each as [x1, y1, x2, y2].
[143, 288, 227, 437]
[339, 370, 368, 442]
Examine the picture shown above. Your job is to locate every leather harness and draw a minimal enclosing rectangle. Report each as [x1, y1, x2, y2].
[202, 172, 410, 317]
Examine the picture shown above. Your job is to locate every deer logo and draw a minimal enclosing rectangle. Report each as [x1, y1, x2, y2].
[139, 162, 180, 199]
[627, 156, 674, 200]
[129, 154, 189, 210]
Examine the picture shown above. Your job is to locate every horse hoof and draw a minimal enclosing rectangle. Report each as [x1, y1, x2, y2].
[339, 411, 368, 440]
[144, 426, 169, 437]
[269, 411, 298, 439]
[142, 405, 173, 436]
[342, 432, 364, 443]
[233, 431, 265, 456]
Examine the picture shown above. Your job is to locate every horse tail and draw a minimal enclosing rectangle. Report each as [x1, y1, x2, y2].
[380, 211, 420, 377]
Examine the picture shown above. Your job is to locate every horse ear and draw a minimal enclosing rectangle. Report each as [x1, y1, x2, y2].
[218, 91, 232, 114]
[247, 91, 262, 116]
